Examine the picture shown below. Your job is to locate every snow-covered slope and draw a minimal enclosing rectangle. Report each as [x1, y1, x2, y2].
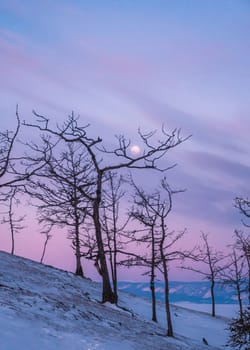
[0, 251, 231, 350]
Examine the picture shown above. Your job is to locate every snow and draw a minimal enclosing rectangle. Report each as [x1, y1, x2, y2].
[0, 251, 234, 350]
[173, 302, 239, 318]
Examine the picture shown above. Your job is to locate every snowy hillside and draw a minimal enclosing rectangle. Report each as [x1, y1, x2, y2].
[0, 251, 232, 350]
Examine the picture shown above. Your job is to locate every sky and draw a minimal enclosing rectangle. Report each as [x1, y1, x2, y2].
[0, 0, 250, 281]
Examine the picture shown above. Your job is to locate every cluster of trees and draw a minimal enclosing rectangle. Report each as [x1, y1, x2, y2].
[0, 108, 249, 342]
[0, 108, 190, 336]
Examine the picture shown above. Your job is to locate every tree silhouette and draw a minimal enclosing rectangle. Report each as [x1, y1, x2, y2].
[23, 143, 93, 277]
[23, 111, 189, 303]
[220, 247, 246, 319]
[100, 171, 129, 304]
[181, 232, 225, 317]
[128, 177, 186, 336]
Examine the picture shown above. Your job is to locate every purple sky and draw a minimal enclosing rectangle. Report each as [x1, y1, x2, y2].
[1, 0, 250, 281]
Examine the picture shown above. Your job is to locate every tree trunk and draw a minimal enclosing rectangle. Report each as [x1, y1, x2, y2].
[109, 242, 118, 304]
[233, 249, 243, 319]
[161, 241, 173, 336]
[163, 262, 173, 336]
[9, 195, 15, 255]
[150, 227, 157, 322]
[93, 175, 116, 303]
[113, 237, 118, 304]
[211, 278, 215, 317]
[74, 219, 84, 277]
[10, 225, 14, 255]
[150, 279, 157, 322]
[246, 254, 250, 306]
[75, 246, 84, 277]
[236, 280, 243, 320]
[40, 234, 50, 263]
[112, 197, 118, 304]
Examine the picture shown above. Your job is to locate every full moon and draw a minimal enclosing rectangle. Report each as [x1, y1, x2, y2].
[130, 145, 141, 155]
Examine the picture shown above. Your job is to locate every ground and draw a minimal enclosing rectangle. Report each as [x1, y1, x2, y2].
[0, 251, 233, 350]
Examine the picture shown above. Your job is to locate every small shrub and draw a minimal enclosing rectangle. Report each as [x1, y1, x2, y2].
[227, 306, 250, 350]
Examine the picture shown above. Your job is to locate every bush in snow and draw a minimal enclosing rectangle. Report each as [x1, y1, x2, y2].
[227, 306, 250, 350]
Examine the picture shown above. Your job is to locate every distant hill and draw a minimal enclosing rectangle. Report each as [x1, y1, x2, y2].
[118, 280, 248, 304]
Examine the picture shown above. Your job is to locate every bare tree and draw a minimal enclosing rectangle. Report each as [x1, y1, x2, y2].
[181, 232, 225, 317]
[23, 111, 189, 303]
[129, 177, 186, 336]
[129, 181, 159, 322]
[23, 142, 93, 277]
[100, 171, 129, 304]
[220, 247, 246, 319]
[0, 187, 25, 254]
[154, 180, 185, 337]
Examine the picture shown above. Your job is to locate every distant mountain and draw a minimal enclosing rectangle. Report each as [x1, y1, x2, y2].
[118, 281, 248, 304]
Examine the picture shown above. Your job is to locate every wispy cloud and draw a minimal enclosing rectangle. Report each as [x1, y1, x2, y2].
[0, 0, 249, 274]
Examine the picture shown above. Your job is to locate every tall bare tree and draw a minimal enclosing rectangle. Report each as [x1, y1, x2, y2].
[129, 181, 159, 322]
[129, 177, 186, 336]
[220, 247, 246, 319]
[100, 171, 129, 304]
[154, 180, 185, 337]
[182, 232, 225, 317]
[24, 111, 189, 303]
